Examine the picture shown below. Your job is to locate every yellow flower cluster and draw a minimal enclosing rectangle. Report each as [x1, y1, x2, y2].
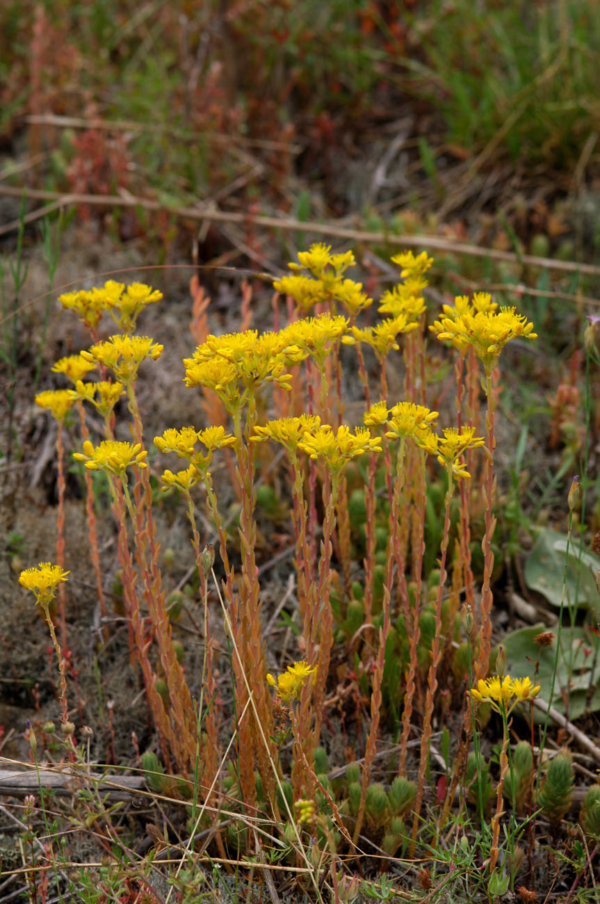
[280, 314, 349, 365]
[160, 463, 202, 492]
[59, 281, 162, 333]
[471, 675, 540, 712]
[431, 295, 537, 371]
[383, 402, 439, 439]
[183, 328, 305, 406]
[35, 389, 74, 421]
[58, 288, 106, 330]
[73, 440, 148, 475]
[343, 313, 418, 358]
[69, 380, 125, 418]
[102, 281, 163, 332]
[275, 243, 372, 316]
[295, 799, 315, 825]
[251, 415, 322, 451]
[82, 335, 163, 383]
[376, 250, 432, 320]
[391, 250, 434, 279]
[51, 355, 96, 384]
[298, 424, 382, 472]
[362, 401, 482, 479]
[267, 660, 317, 702]
[19, 563, 69, 607]
[154, 425, 236, 459]
[154, 426, 237, 491]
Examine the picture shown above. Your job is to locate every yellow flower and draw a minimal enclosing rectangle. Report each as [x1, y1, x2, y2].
[184, 327, 301, 405]
[267, 660, 317, 702]
[289, 244, 355, 280]
[363, 401, 389, 428]
[342, 314, 418, 358]
[82, 335, 163, 383]
[104, 282, 162, 332]
[470, 675, 514, 703]
[273, 275, 326, 314]
[335, 279, 373, 317]
[252, 415, 322, 451]
[69, 380, 125, 418]
[470, 674, 541, 712]
[183, 358, 239, 396]
[197, 426, 237, 452]
[35, 390, 74, 421]
[378, 284, 426, 321]
[160, 464, 201, 492]
[51, 355, 96, 384]
[391, 250, 434, 279]
[434, 427, 485, 479]
[19, 563, 69, 607]
[154, 426, 201, 460]
[433, 304, 537, 371]
[281, 314, 349, 363]
[73, 439, 148, 475]
[385, 402, 439, 439]
[298, 424, 382, 472]
[512, 677, 541, 701]
[58, 289, 106, 330]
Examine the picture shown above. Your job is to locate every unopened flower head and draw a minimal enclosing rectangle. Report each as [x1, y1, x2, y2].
[51, 354, 96, 384]
[73, 439, 148, 476]
[19, 562, 69, 608]
[35, 389, 74, 421]
[252, 415, 322, 451]
[298, 424, 382, 472]
[82, 335, 163, 383]
[267, 660, 317, 702]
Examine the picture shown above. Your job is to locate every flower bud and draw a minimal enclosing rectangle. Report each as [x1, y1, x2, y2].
[461, 605, 474, 635]
[568, 476, 580, 512]
[80, 725, 94, 739]
[61, 721, 76, 736]
[43, 721, 56, 735]
[200, 544, 215, 577]
[29, 729, 37, 755]
[496, 645, 507, 678]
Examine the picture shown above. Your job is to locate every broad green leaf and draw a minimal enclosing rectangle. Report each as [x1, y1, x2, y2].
[525, 528, 600, 615]
[502, 624, 600, 721]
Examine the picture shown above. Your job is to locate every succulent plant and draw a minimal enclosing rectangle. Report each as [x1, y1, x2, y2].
[581, 785, 600, 840]
[503, 740, 534, 814]
[388, 777, 417, 817]
[141, 751, 167, 794]
[536, 753, 574, 825]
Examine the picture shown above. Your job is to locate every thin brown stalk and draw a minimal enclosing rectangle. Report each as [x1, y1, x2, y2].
[411, 467, 454, 854]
